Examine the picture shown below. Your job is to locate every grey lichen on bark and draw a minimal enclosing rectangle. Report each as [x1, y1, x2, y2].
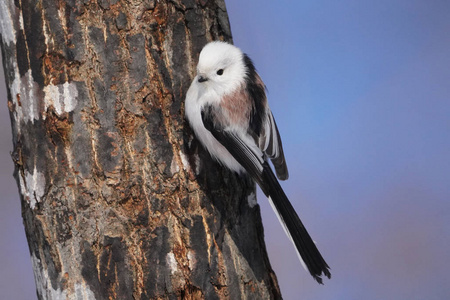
[0, 0, 282, 299]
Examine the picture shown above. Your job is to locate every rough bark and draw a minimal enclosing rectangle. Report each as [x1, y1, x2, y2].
[0, 0, 282, 299]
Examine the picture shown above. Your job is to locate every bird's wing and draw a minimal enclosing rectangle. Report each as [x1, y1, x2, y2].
[258, 109, 289, 180]
[240, 56, 290, 181]
[201, 105, 267, 191]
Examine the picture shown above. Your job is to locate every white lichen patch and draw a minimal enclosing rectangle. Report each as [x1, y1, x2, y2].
[0, 1, 16, 46]
[166, 252, 178, 275]
[179, 149, 201, 175]
[19, 166, 45, 209]
[31, 254, 97, 300]
[187, 250, 196, 271]
[31, 253, 68, 300]
[43, 81, 78, 118]
[170, 156, 180, 175]
[9, 62, 78, 125]
[178, 149, 190, 172]
[18, 6, 24, 30]
[73, 283, 96, 300]
[194, 153, 201, 175]
[31, 253, 45, 298]
[10, 68, 40, 124]
[247, 192, 257, 208]
[48, 287, 68, 300]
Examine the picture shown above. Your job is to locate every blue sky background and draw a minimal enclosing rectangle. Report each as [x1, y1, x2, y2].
[226, 1, 450, 299]
[1, 1, 450, 299]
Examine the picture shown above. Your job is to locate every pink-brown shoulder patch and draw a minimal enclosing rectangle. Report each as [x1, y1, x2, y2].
[221, 85, 252, 127]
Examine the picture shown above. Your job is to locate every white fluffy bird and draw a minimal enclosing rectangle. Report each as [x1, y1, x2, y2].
[185, 41, 331, 284]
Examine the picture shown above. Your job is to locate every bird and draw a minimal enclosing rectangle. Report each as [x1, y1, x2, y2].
[184, 41, 331, 284]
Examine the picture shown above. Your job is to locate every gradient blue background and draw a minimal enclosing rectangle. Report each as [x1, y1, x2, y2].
[1, 1, 449, 299]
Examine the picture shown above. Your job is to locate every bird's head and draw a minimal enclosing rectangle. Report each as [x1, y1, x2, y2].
[196, 41, 246, 95]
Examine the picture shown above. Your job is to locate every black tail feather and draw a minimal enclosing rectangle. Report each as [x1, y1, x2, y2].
[261, 163, 331, 284]
[199, 112, 330, 283]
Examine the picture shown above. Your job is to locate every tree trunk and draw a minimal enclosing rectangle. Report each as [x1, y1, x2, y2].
[0, 0, 281, 299]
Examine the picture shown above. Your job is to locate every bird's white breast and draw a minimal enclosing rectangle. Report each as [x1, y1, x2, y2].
[185, 79, 245, 174]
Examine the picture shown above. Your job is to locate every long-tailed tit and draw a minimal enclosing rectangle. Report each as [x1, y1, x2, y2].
[185, 41, 331, 284]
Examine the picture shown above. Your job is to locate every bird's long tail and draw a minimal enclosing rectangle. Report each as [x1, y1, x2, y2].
[261, 163, 331, 284]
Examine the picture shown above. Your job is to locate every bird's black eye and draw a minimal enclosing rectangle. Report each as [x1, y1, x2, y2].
[216, 69, 224, 75]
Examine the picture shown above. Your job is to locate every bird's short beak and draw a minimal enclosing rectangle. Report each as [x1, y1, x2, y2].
[198, 75, 208, 83]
